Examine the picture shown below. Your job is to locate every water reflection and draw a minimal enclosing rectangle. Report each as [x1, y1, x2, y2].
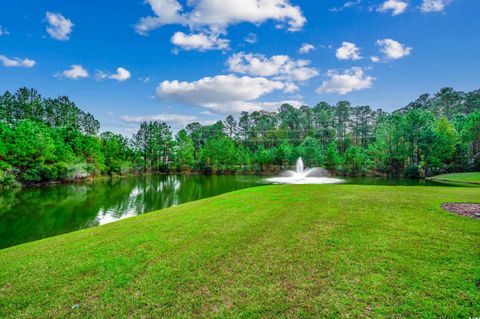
[0, 174, 472, 249]
[0, 175, 265, 249]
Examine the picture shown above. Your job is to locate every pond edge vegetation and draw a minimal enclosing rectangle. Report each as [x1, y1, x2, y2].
[1, 87, 480, 188]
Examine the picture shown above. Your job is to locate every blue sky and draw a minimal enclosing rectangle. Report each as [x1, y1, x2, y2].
[0, 0, 479, 135]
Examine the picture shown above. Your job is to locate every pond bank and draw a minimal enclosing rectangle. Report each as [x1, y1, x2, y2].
[0, 174, 462, 249]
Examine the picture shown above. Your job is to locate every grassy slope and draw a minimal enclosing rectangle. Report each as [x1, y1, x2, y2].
[0, 185, 479, 318]
[429, 172, 480, 184]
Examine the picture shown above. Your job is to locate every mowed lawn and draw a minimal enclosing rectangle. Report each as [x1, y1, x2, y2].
[429, 172, 480, 184]
[0, 185, 479, 318]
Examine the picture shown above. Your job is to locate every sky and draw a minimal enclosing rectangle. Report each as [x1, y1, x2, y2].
[0, 0, 479, 135]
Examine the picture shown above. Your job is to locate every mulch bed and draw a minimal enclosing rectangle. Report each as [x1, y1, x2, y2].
[441, 203, 480, 220]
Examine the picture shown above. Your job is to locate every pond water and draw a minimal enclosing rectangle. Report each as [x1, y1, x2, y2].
[0, 174, 466, 249]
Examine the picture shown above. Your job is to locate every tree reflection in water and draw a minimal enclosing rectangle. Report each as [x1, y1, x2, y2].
[0, 175, 265, 249]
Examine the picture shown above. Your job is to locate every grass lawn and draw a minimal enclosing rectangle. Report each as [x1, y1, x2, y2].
[0, 185, 479, 318]
[429, 172, 480, 184]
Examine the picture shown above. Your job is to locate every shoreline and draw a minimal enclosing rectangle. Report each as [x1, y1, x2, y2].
[4, 170, 424, 190]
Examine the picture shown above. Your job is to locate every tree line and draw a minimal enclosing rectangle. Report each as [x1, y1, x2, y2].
[1, 87, 479, 187]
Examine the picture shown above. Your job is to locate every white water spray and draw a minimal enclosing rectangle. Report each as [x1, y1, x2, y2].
[267, 157, 344, 184]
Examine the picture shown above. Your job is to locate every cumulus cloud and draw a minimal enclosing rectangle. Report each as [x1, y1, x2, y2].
[135, 0, 306, 48]
[370, 56, 381, 63]
[109, 67, 131, 81]
[156, 74, 293, 113]
[336, 42, 362, 60]
[0, 55, 36, 68]
[46, 12, 74, 41]
[136, 0, 306, 34]
[134, 0, 187, 35]
[317, 67, 374, 95]
[171, 32, 229, 51]
[59, 65, 88, 79]
[0, 26, 9, 36]
[227, 52, 319, 82]
[421, 0, 451, 13]
[376, 38, 412, 59]
[96, 67, 132, 81]
[377, 0, 408, 16]
[299, 43, 315, 54]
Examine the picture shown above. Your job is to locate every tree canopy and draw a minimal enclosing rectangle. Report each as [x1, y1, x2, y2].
[1, 87, 480, 186]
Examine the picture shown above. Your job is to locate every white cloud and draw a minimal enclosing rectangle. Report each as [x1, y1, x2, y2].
[244, 33, 258, 44]
[336, 42, 362, 60]
[109, 67, 131, 81]
[135, 0, 306, 36]
[299, 43, 315, 54]
[96, 67, 132, 81]
[251, 99, 304, 112]
[95, 71, 108, 81]
[377, 0, 408, 16]
[370, 56, 381, 62]
[60, 65, 88, 79]
[283, 82, 300, 93]
[317, 67, 375, 95]
[421, 0, 451, 13]
[134, 0, 187, 35]
[376, 38, 412, 59]
[171, 32, 229, 51]
[46, 12, 74, 41]
[330, 0, 362, 12]
[0, 55, 36, 68]
[227, 52, 319, 82]
[121, 113, 198, 127]
[0, 26, 9, 36]
[156, 74, 292, 113]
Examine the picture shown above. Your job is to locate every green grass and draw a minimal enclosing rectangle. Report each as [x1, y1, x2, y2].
[1, 185, 479, 318]
[429, 172, 480, 184]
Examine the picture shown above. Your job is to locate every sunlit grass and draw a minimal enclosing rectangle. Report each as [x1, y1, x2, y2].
[429, 172, 480, 184]
[0, 185, 479, 318]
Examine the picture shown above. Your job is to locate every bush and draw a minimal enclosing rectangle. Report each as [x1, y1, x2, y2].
[405, 165, 421, 179]
[473, 152, 480, 171]
[69, 163, 93, 180]
[22, 167, 42, 183]
[0, 169, 19, 188]
[40, 164, 59, 181]
[106, 159, 133, 175]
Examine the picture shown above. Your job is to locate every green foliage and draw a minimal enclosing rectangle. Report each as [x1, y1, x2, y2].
[1, 86, 480, 185]
[174, 130, 195, 171]
[200, 135, 238, 172]
[133, 121, 174, 172]
[100, 132, 132, 174]
[324, 141, 341, 170]
[298, 136, 324, 167]
[0, 168, 18, 188]
[342, 145, 372, 176]
[462, 111, 480, 154]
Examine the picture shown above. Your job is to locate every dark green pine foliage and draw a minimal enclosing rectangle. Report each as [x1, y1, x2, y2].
[1, 86, 480, 186]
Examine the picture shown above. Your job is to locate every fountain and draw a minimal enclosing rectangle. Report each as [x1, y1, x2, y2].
[266, 157, 344, 184]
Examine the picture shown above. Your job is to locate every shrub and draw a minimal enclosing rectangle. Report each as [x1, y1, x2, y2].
[0, 169, 19, 188]
[405, 165, 421, 179]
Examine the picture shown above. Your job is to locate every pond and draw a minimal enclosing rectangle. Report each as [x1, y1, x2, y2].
[0, 174, 466, 249]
